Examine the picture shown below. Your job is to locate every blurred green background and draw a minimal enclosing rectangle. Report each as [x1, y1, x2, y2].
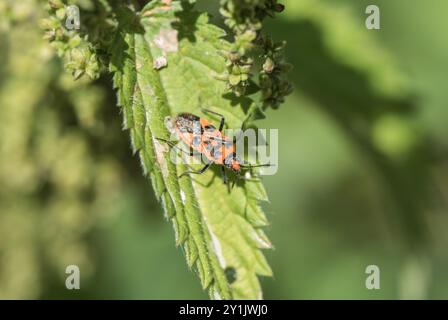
[1, 0, 448, 299]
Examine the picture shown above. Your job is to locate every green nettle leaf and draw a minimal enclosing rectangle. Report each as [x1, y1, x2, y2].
[110, 2, 272, 299]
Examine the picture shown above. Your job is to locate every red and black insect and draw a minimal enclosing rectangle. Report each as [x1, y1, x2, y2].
[158, 108, 270, 186]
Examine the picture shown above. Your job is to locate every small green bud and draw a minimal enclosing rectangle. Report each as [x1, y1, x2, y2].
[49, 0, 65, 9]
[39, 17, 61, 30]
[72, 69, 85, 80]
[55, 28, 65, 40]
[228, 51, 240, 62]
[262, 88, 273, 99]
[55, 8, 66, 20]
[68, 35, 82, 48]
[70, 47, 86, 65]
[259, 74, 271, 88]
[262, 57, 275, 73]
[275, 4, 285, 13]
[240, 64, 251, 74]
[230, 65, 240, 75]
[43, 30, 56, 41]
[229, 74, 241, 86]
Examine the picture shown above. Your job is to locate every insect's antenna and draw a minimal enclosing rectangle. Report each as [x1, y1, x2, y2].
[240, 163, 275, 169]
[155, 137, 171, 143]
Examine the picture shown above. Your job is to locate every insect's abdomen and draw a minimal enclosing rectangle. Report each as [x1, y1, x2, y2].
[201, 140, 234, 165]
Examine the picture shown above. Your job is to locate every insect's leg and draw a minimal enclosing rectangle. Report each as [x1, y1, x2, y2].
[231, 178, 237, 190]
[221, 166, 228, 184]
[179, 161, 212, 179]
[220, 166, 232, 192]
[201, 108, 225, 132]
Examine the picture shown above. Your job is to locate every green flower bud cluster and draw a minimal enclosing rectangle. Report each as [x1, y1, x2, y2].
[224, 51, 253, 97]
[220, 0, 284, 35]
[219, 0, 292, 109]
[0, 6, 127, 298]
[258, 34, 293, 109]
[40, 0, 116, 80]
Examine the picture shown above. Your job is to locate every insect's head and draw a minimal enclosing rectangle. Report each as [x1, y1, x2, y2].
[165, 113, 202, 138]
[174, 113, 201, 134]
